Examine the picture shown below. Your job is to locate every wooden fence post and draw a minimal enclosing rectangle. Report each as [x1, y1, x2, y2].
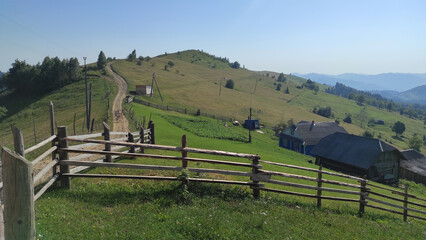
[50, 102, 57, 178]
[12, 126, 25, 157]
[182, 135, 188, 168]
[103, 122, 112, 162]
[58, 126, 71, 189]
[358, 175, 368, 217]
[251, 155, 261, 199]
[317, 165, 323, 208]
[148, 121, 155, 144]
[139, 127, 145, 153]
[1, 147, 36, 240]
[128, 132, 135, 159]
[403, 185, 408, 222]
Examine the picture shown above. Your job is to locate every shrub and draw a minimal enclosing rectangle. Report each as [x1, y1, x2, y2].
[343, 115, 352, 123]
[225, 79, 234, 89]
[168, 61, 175, 67]
[314, 106, 332, 118]
[363, 130, 374, 138]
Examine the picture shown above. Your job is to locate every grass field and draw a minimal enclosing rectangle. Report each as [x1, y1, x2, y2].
[34, 103, 426, 239]
[110, 50, 426, 152]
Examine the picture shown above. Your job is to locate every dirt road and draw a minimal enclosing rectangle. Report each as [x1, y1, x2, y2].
[106, 62, 129, 132]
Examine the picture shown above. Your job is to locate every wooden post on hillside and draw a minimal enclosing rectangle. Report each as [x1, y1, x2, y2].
[88, 83, 92, 131]
[33, 118, 37, 144]
[73, 113, 76, 135]
[2, 147, 36, 240]
[128, 132, 135, 159]
[316, 165, 323, 208]
[251, 155, 261, 199]
[148, 121, 155, 144]
[58, 126, 71, 189]
[103, 122, 112, 162]
[139, 127, 145, 153]
[50, 102, 57, 178]
[358, 175, 368, 217]
[12, 126, 25, 157]
[90, 118, 95, 133]
[403, 185, 408, 221]
[182, 135, 188, 168]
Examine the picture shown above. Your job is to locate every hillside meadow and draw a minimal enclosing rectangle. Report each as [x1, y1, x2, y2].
[110, 50, 426, 152]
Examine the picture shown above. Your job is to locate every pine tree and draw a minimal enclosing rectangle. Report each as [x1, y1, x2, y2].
[97, 51, 107, 69]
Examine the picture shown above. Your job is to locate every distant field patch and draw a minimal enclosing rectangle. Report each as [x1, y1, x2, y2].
[161, 115, 247, 142]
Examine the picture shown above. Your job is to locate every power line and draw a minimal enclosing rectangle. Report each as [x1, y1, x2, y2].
[0, 14, 82, 56]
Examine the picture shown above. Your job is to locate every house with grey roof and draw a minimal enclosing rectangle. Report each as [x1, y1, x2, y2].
[399, 149, 426, 184]
[278, 121, 347, 156]
[311, 132, 405, 183]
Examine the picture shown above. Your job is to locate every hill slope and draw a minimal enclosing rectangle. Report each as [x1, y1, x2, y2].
[111, 50, 426, 152]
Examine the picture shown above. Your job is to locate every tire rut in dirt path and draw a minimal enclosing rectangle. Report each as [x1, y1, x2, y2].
[106, 62, 129, 133]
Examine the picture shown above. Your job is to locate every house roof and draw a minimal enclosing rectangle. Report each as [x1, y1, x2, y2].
[400, 157, 426, 177]
[280, 121, 347, 146]
[400, 149, 425, 160]
[311, 132, 402, 170]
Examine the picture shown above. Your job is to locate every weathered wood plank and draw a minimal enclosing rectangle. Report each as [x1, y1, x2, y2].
[24, 135, 57, 155]
[31, 146, 57, 166]
[63, 173, 178, 181]
[63, 137, 256, 158]
[12, 126, 25, 157]
[266, 179, 361, 195]
[366, 197, 426, 215]
[34, 174, 60, 201]
[321, 179, 361, 189]
[58, 126, 71, 189]
[33, 159, 59, 185]
[67, 133, 103, 140]
[259, 170, 317, 182]
[103, 122, 112, 162]
[59, 148, 254, 167]
[259, 160, 365, 181]
[1, 147, 35, 240]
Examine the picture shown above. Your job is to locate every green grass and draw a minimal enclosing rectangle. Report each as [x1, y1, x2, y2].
[161, 114, 248, 142]
[34, 102, 426, 239]
[110, 50, 426, 152]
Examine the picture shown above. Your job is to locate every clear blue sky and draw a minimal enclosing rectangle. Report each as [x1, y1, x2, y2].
[1, 0, 425, 74]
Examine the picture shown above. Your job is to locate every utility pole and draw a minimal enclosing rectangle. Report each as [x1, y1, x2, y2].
[83, 57, 89, 132]
[249, 107, 252, 143]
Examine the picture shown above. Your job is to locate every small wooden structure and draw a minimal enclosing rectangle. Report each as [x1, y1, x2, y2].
[399, 150, 426, 184]
[312, 132, 404, 183]
[135, 85, 152, 95]
[243, 119, 259, 130]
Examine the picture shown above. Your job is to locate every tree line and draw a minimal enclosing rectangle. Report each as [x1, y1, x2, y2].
[0, 57, 81, 95]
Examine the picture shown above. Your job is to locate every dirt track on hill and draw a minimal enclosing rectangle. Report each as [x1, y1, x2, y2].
[106, 62, 129, 133]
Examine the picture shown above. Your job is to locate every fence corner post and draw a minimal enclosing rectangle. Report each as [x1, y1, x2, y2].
[103, 122, 112, 162]
[11, 126, 25, 157]
[316, 165, 323, 208]
[182, 135, 188, 168]
[358, 175, 368, 217]
[403, 185, 408, 222]
[139, 127, 145, 153]
[58, 126, 71, 189]
[128, 132, 135, 159]
[1, 147, 36, 240]
[251, 155, 261, 199]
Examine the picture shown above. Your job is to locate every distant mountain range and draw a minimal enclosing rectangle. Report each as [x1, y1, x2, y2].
[372, 85, 426, 105]
[292, 73, 426, 92]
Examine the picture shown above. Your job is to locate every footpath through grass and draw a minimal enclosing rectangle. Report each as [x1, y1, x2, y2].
[35, 103, 426, 239]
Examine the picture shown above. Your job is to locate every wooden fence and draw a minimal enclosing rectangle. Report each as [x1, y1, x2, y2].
[1, 125, 426, 239]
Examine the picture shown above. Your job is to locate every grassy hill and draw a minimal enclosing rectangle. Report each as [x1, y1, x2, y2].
[111, 50, 426, 152]
[0, 65, 116, 150]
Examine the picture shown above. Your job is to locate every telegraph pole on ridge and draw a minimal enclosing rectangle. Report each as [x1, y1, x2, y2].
[83, 57, 89, 132]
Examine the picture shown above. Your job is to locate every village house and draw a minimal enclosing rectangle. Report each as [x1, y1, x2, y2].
[278, 121, 347, 156]
[311, 132, 405, 183]
[399, 149, 426, 184]
[136, 85, 152, 95]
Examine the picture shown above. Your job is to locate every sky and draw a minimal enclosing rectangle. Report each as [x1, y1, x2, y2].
[1, 0, 425, 74]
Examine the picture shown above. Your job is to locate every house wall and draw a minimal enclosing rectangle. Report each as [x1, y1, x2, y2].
[315, 157, 368, 177]
[399, 167, 426, 185]
[369, 152, 399, 183]
[279, 135, 304, 154]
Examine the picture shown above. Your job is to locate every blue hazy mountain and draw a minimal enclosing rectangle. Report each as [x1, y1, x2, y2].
[293, 73, 426, 92]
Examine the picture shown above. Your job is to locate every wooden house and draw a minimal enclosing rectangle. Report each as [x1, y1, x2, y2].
[399, 150, 426, 184]
[244, 119, 259, 130]
[311, 132, 405, 183]
[136, 85, 152, 95]
[278, 121, 347, 156]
